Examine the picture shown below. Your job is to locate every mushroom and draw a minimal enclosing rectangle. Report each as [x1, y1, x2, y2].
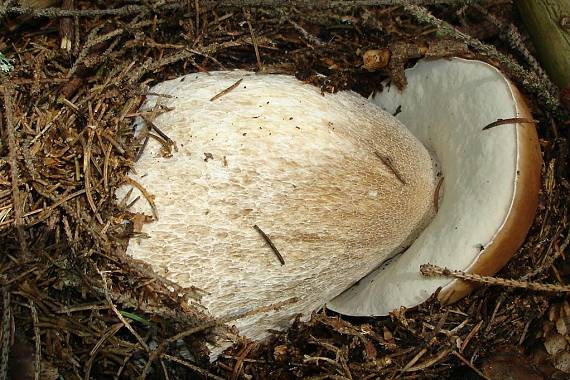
[329, 58, 541, 315]
[120, 58, 540, 348]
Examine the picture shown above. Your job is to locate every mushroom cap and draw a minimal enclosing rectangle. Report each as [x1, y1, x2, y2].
[328, 58, 541, 316]
[120, 71, 437, 342]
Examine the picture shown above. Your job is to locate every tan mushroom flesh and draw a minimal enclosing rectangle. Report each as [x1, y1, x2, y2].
[328, 58, 541, 316]
[120, 71, 438, 343]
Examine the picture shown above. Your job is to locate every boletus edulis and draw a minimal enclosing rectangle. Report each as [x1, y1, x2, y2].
[120, 58, 541, 351]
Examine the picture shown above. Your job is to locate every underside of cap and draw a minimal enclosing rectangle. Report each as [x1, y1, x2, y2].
[120, 71, 437, 343]
[328, 58, 541, 316]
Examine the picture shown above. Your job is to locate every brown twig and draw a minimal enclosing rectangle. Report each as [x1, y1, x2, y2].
[375, 152, 406, 185]
[84, 125, 103, 224]
[451, 351, 490, 380]
[139, 115, 175, 156]
[482, 117, 538, 131]
[161, 353, 225, 380]
[0, 284, 10, 380]
[402, 348, 451, 372]
[231, 343, 256, 380]
[287, 18, 324, 46]
[460, 320, 483, 353]
[30, 301, 40, 380]
[420, 264, 570, 292]
[253, 224, 285, 265]
[244, 8, 263, 70]
[210, 78, 244, 101]
[1, 86, 29, 256]
[98, 270, 150, 352]
[31, 189, 86, 226]
[123, 177, 159, 220]
[84, 322, 124, 379]
[3, 1, 484, 19]
[402, 348, 428, 371]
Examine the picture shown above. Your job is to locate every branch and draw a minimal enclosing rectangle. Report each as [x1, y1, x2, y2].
[404, 4, 564, 117]
[3, 0, 487, 18]
[0, 86, 29, 256]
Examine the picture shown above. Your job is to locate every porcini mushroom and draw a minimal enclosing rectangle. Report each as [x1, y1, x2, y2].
[121, 71, 438, 343]
[120, 58, 541, 348]
[328, 58, 541, 316]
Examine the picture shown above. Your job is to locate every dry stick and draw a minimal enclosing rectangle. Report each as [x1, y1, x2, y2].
[89, 322, 124, 356]
[375, 152, 406, 185]
[100, 130, 126, 154]
[231, 343, 256, 380]
[244, 8, 262, 70]
[287, 18, 324, 46]
[103, 144, 112, 192]
[402, 347, 428, 372]
[84, 322, 124, 380]
[210, 78, 243, 101]
[123, 177, 159, 220]
[98, 271, 150, 353]
[68, 19, 154, 79]
[403, 5, 562, 116]
[141, 112, 175, 146]
[484, 294, 504, 335]
[460, 320, 483, 353]
[402, 348, 451, 372]
[2, 267, 36, 286]
[1, 87, 29, 256]
[42, 186, 110, 246]
[0, 285, 10, 380]
[30, 300, 41, 380]
[84, 126, 104, 224]
[31, 189, 86, 226]
[161, 353, 225, 380]
[303, 355, 342, 367]
[482, 117, 538, 131]
[115, 346, 138, 379]
[28, 108, 64, 146]
[139, 297, 297, 379]
[67, 23, 104, 78]
[129, 39, 248, 84]
[420, 264, 570, 293]
[451, 351, 491, 380]
[253, 224, 285, 265]
[159, 360, 170, 380]
[3, 0, 487, 18]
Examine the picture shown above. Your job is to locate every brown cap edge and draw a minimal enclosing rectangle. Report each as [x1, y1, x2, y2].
[438, 84, 542, 305]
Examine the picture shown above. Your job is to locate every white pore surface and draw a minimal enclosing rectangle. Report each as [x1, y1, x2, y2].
[328, 58, 521, 316]
[120, 71, 437, 344]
